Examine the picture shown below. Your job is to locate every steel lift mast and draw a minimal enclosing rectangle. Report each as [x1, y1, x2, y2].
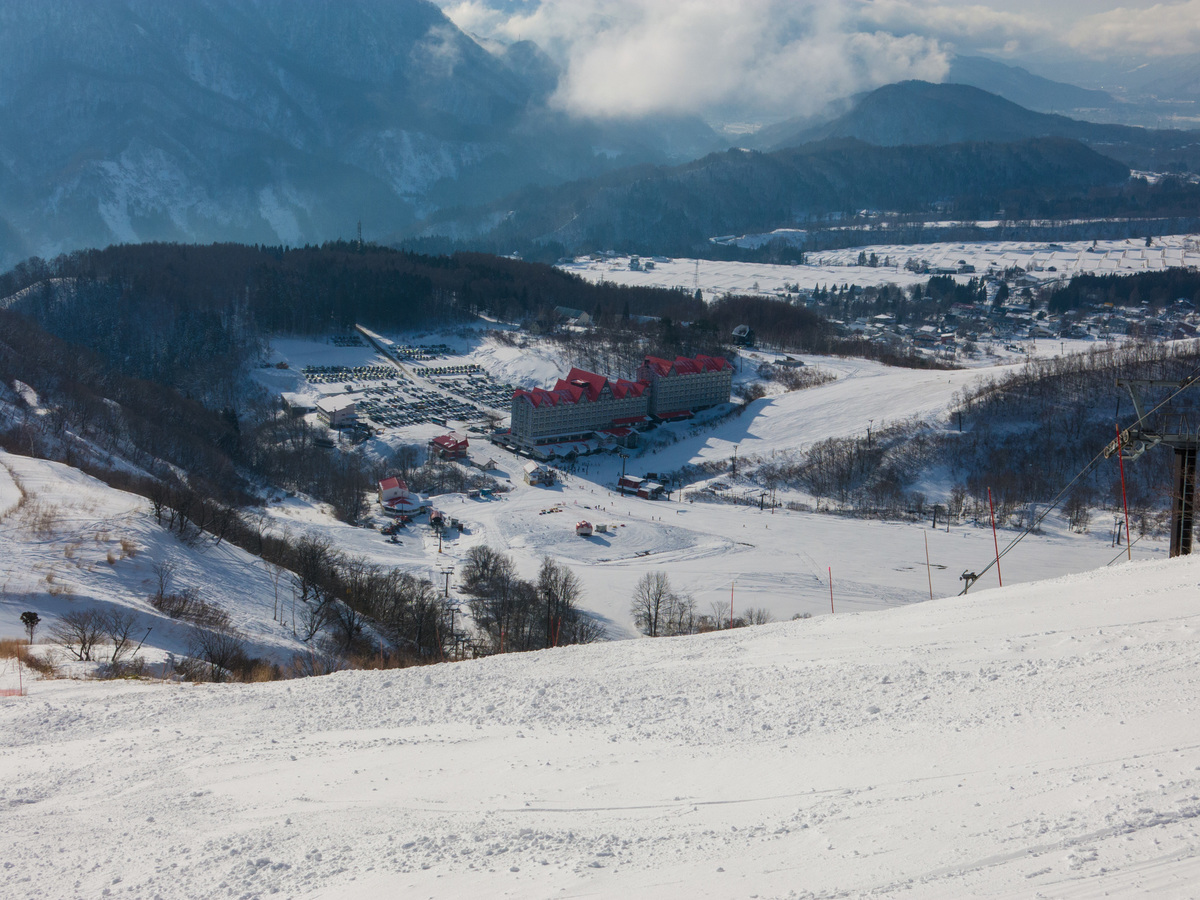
[1104, 376, 1200, 557]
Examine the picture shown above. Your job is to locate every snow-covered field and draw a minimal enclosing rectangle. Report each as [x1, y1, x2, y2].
[3, 554, 1199, 898]
[562, 234, 1200, 299]
[248, 337, 1162, 636]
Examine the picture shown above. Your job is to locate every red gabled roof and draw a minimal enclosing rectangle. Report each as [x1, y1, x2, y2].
[611, 379, 647, 399]
[642, 355, 674, 377]
[379, 476, 408, 492]
[514, 386, 579, 407]
[431, 434, 468, 450]
[515, 368, 648, 408]
[642, 354, 731, 376]
[693, 354, 732, 372]
[564, 368, 608, 400]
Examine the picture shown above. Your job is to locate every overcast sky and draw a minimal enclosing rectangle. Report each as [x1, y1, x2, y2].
[433, 0, 1200, 123]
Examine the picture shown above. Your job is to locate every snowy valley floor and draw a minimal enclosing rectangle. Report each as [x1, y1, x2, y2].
[3, 555, 1200, 899]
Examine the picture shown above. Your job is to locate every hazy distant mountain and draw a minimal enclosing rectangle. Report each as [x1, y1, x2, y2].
[0, 0, 718, 270]
[946, 56, 1115, 114]
[759, 82, 1200, 173]
[752, 60, 1117, 153]
[412, 137, 1130, 257]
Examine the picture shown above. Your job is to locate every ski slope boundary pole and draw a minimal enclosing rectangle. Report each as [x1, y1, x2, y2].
[828, 567, 834, 614]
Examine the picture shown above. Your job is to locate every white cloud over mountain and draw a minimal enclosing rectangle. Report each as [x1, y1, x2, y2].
[437, 0, 1190, 122]
[441, 0, 950, 120]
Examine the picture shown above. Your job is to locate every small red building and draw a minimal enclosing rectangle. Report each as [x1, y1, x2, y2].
[429, 431, 469, 460]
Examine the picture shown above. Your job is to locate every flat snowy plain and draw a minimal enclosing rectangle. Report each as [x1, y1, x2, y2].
[564, 234, 1200, 298]
[2, 555, 1199, 898]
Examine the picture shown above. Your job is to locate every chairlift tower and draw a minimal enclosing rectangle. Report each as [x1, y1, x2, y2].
[1104, 376, 1200, 556]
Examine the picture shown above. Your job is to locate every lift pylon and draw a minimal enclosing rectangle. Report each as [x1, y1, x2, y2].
[1104, 377, 1200, 557]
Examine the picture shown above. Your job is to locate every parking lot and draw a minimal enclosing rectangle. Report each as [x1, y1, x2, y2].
[290, 337, 516, 432]
[302, 365, 401, 385]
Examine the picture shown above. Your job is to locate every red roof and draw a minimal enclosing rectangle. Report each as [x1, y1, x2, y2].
[612, 415, 649, 426]
[641, 355, 674, 377]
[515, 369, 647, 407]
[379, 476, 408, 492]
[656, 410, 694, 421]
[642, 354, 731, 377]
[612, 379, 647, 399]
[598, 427, 632, 437]
[564, 368, 607, 400]
[431, 433, 468, 450]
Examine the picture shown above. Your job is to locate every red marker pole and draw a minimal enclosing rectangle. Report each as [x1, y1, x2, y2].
[828, 566, 834, 613]
[1116, 424, 1132, 561]
[988, 487, 1003, 587]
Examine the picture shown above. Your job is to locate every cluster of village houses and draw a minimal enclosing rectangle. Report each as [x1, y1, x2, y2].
[826, 280, 1200, 358]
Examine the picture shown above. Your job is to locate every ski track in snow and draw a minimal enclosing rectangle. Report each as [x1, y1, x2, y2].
[3, 557, 1200, 898]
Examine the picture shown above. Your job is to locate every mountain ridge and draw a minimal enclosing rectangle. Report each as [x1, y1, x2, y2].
[0, 0, 720, 270]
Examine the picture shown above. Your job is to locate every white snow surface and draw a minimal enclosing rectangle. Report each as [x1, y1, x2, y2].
[563, 234, 1200, 298]
[0, 452, 315, 668]
[3, 555, 1200, 898]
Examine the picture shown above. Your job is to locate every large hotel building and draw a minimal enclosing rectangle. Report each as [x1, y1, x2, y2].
[508, 354, 733, 450]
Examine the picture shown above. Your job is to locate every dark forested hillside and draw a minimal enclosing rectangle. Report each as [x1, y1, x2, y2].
[0, 242, 707, 401]
[1048, 268, 1200, 313]
[411, 137, 1132, 258]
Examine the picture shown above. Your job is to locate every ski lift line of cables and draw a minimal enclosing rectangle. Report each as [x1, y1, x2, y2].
[959, 362, 1200, 595]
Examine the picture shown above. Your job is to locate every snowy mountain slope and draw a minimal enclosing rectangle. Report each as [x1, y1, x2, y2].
[0, 451, 312, 666]
[2, 554, 1198, 898]
[0, 0, 719, 271]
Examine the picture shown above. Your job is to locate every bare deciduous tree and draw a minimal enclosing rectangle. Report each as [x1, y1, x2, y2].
[631, 571, 676, 637]
[188, 625, 248, 683]
[50, 609, 104, 661]
[103, 609, 139, 663]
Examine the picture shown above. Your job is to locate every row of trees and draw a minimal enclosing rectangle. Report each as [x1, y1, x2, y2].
[459, 546, 604, 652]
[714, 339, 1198, 528]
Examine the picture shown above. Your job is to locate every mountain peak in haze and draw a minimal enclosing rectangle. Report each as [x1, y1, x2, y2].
[0, 0, 718, 270]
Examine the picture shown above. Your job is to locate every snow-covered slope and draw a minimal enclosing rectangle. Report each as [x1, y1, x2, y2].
[0, 451, 312, 666]
[3, 555, 1199, 898]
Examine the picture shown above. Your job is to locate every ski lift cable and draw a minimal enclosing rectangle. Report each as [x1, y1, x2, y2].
[1106, 532, 1149, 567]
[959, 360, 1200, 595]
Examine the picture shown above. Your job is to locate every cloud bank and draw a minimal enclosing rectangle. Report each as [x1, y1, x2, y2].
[1067, 0, 1200, 57]
[440, 0, 952, 122]
[438, 0, 1193, 123]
